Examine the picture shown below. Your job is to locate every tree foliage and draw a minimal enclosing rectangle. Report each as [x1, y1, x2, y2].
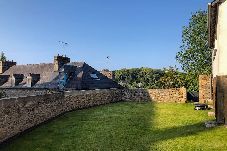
[159, 67, 186, 89]
[0, 51, 6, 62]
[176, 11, 212, 91]
[115, 67, 187, 89]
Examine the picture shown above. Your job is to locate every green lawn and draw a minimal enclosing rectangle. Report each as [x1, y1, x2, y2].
[1, 102, 227, 151]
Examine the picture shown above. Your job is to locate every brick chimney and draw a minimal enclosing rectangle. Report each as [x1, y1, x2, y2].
[54, 54, 70, 72]
[0, 60, 16, 74]
[26, 73, 40, 87]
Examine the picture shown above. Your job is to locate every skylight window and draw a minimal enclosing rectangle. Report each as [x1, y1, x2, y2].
[90, 73, 99, 79]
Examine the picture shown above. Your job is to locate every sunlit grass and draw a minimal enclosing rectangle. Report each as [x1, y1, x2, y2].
[1, 102, 226, 151]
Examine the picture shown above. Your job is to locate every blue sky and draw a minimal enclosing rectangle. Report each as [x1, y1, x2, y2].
[0, 0, 211, 70]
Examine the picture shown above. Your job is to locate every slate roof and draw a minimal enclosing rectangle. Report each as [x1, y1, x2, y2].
[0, 61, 121, 90]
[2, 63, 57, 87]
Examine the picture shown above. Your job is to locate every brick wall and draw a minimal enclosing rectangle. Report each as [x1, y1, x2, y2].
[199, 75, 213, 104]
[122, 87, 187, 103]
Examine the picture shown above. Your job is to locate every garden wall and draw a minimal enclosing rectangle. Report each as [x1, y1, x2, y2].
[64, 89, 122, 111]
[0, 87, 187, 143]
[0, 88, 51, 98]
[0, 89, 122, 143]
[122, 87, 187, 103]
[199, 75, 213, 104]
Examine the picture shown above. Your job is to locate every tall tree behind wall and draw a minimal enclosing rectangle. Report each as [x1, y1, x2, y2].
[176, 11, 212, 91]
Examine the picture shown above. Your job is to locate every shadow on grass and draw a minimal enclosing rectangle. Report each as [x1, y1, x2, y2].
[0, 97, 214, 151]
[148, 122, 213, 150]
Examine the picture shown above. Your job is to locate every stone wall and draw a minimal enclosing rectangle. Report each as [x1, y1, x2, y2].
[0, 87, 187, 143]
[64, 89, 122, 110]
[199, 75, 213, 104]
[0, 92, 64, 143]
[122, 87, 187, 103]
[0, 88, 51, 98]
[0, 89, 122, 143]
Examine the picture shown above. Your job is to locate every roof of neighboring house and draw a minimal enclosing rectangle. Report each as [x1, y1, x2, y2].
[2, 63, 57, 87]
[208, 0, 226, 48]
[0, 61, 121, 90]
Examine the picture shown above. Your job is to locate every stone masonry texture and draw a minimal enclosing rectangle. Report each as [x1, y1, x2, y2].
[0, 89, 122, 143]
[0, 87, 186, 143]
[199, 75, 213, 104]
[0, 88, 51, 98]
[122, 88, 187, 103]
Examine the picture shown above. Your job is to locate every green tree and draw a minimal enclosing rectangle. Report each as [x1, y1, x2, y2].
[114, 67, 186, 89]
[0, 51, 7, 62]
[159, 67, 186, 89]
[176, 11, 211, 91]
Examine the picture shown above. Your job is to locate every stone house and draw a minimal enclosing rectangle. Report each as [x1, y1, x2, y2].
[208, 0, 227, 124]
[0, 55, 121, 90]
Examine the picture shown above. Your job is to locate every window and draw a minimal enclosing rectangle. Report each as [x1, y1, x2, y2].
[90, 73, 100, 80]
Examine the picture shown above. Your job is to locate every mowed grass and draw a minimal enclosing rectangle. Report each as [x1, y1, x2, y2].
[1, 102, 227, 151]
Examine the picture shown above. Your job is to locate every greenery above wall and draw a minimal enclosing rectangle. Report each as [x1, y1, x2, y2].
[114, 67, 189, 90]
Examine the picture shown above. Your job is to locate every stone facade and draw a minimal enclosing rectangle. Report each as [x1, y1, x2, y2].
[122, 87, 187, 103]
[199, 75, 213, 104]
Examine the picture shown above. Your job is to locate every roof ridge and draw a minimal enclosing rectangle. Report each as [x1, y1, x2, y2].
[14, 63, 54, 66]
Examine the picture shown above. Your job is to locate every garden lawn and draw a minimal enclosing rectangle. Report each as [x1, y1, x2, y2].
[0, 102, 227, 151]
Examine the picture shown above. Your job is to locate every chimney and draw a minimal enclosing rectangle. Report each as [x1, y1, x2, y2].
[0, 60, 17, 74]
[10, 74, 24, 87]
[26, 73, 40, 87]
[54, 55, 70, 72]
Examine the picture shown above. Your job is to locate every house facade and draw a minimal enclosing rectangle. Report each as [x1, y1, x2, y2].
[208, 0, 227, 76]
[208, 0, 227, 124]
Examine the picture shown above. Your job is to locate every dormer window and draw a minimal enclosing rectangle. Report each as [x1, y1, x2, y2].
[90, 73, 100, 80]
